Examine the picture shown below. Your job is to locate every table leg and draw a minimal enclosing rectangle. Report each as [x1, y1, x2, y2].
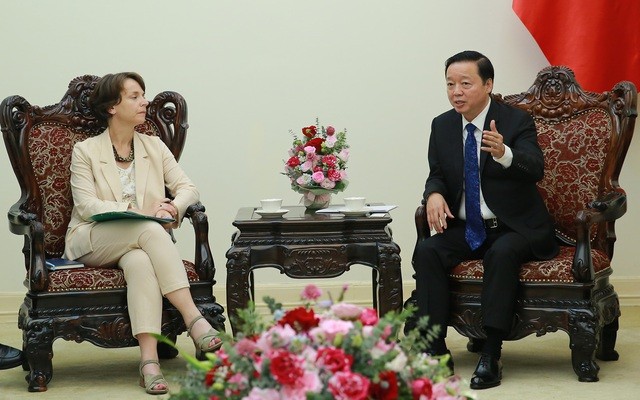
[376, 241, 403, 317]
[225, 247, 251, 335]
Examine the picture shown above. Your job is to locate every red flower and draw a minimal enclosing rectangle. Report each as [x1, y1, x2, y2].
[327, 169, 342, 182]
[411, 377, 433, 400]
[326, 126, 336, 135]
[369, 370, 399, 400]
[204, 368, 216, 387]
[316, 347, 354, 373]
[304, 138, 324, 154]
[322, 154, 337, 168]
[278, 306, 320, 332]
[204, 350, 233, 386]
[328, 371, 370, 400]
[305, 137, 325, 153]
[269, 350, 304, 386]
[302, 125, 317, 138]
[287, 156, 300, 167]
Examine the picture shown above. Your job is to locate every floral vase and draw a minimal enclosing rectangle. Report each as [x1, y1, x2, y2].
[301, 189, 332, 210]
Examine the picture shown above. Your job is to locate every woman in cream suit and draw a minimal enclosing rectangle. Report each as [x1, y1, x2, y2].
[64, 72, 221, 395]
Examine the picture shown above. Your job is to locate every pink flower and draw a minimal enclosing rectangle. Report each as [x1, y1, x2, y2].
[325, 134, 338, 147]
[338, 148, 350, 161]
[315, 318, 354, 341]
[381, 324, 392, 340]
[256, 324, 297, 352]
[245, 387, 280, 400]
[321, 179, 336, 189]
[234, 337, 258, 356]
[411, 377, 434, 400]
[296, 175, 312, 186]
[371, 339, 395, 359]
[431, 381, 454, 399]
[304, 145, 317, 155]
[312, 171, 325, 183]
[359, 308, 379, 326]
[327, 371, 370, 400]
[301, 284, 322, 301]
[331, 303, 363, 320]
[280, 370, 322, 399]
[300, 160, 313, 172]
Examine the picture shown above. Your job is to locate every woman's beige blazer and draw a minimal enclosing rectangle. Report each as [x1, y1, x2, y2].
[63, 129, 199, 260]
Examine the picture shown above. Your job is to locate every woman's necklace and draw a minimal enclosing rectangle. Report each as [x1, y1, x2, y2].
[113, 140, 134, 162]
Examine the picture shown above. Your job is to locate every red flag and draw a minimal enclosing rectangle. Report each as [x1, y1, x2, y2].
[513, 0, 640, 92]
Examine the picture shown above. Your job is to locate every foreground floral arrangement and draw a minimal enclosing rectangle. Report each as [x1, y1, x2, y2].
[283, 119, 350, 208]
[162, 285, 476, 400]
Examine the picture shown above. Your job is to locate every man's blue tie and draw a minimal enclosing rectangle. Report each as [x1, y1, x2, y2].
[464, 123, 486, 250]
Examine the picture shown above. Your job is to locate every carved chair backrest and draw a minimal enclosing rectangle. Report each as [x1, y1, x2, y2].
[1, 75, 187, 261]
[497, 66, 636, 257]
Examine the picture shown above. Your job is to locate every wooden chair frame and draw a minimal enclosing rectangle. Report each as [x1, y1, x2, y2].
[405, 66, 637, 382]
[1, 75, 226, 391]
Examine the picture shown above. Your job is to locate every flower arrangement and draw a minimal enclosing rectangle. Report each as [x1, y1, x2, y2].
[283, 119, 350, 208]
[163, 285, 476, 400]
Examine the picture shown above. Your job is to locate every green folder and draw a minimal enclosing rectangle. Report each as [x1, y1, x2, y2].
[89, 211, 175, 224]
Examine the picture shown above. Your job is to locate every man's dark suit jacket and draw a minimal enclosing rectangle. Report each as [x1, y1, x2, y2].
[423, 98, 558, 260]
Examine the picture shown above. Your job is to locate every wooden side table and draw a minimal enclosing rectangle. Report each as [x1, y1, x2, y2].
[225, 206, 402, 334]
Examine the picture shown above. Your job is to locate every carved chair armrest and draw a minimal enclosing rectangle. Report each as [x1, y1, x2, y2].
[412, 200, 432, 266]
[414, 200, 432, 241]
[184, 201, 215, 282]
[7, 205, 49, 292]
[572, 191, 626, 283]
[587, 191, 627, 220]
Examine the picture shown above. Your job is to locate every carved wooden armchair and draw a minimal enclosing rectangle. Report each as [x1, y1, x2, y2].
[404, 66, 637, 382]
[0, 75, 226, 392]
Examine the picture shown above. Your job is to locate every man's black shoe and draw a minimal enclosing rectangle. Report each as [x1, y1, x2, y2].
[0, 344, 23, 370]
[470, 353, 502, 389]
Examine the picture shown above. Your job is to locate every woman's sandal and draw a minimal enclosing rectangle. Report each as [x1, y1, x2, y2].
[187, 315, 223, 359]
[139, 360, 169, 395]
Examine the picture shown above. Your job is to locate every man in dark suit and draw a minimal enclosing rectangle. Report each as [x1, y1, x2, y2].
[0, 343, 22, 370]
[412, 50, 558, 389]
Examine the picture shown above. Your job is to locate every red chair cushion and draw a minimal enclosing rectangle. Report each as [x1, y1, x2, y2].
[450, 246, 611, 283]
[46, 260, 199, 292]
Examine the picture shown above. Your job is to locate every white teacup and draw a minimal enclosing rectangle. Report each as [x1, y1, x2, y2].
[260, 198, 282, 212]
[344, 196, 366, 211]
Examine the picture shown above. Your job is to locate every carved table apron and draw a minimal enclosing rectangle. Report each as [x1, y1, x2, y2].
[225, 206, 402, 334]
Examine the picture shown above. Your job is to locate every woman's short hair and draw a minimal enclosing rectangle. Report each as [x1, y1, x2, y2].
[89, 72, 145, 123]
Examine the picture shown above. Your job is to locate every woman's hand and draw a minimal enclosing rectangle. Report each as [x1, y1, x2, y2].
[154, 198, 178, 220]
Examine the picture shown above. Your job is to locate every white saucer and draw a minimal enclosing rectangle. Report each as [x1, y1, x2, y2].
[340, 207, 371, 217]
[255, 208, 289, 218]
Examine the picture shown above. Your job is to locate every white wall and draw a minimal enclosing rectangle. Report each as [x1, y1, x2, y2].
[1, 0, 638, 297]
